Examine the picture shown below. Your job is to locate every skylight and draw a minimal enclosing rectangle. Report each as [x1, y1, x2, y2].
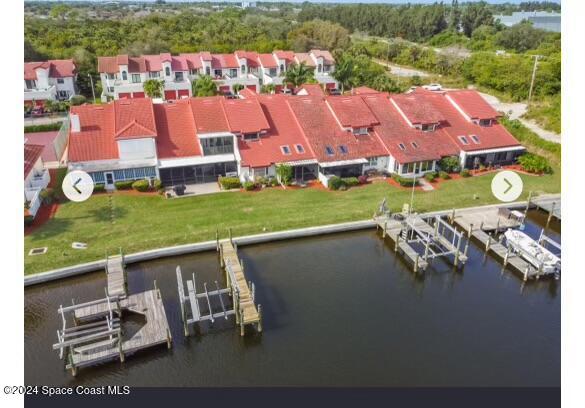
[338, 145, 348, 154]
[295, 144, 305, 154]
[470, 135, 480, 144]
[280, 145, 291, 155]
[458, 136, 469, 145]
[325, 146, 335, 156]
[411, 142, 419, 149]
[398, 143, 406, 150]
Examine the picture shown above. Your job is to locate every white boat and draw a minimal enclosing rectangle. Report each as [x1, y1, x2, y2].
[504, 229, 561, 274]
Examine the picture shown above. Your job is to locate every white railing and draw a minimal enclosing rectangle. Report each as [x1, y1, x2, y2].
[24, 85, 57, 101]
[25, 189, 42, 218]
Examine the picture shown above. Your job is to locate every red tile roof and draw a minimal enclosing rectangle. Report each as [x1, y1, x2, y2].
[258, 53, 278, 68]
[68, 99, 157, 162]
[352, 86, 379, 95]
[189, 97, 230, 134]
[298, 84, 324, 96]
[390, 93, 445, 125]
[445, 90, 501, 120]
[294, 53, 316, 67]
[24, 143, 44, 179]
[154, 101, 201, 159]
[287, 96, 387, 163]
[361, 94, 458, 163]
[24, 60, 76, 80]
[23, 131, 59, 162]
[423, 91, 521, 152]
[326, 96, 380, 128]
[211, 54, 239, 69]
[238, 94, 315, 168]
[235, 50, 259, 68]
[274, 51, 295, 63]
[97, 56, 118, 74]
[222, 98, 270, 134]
[310, 49, 335, 64]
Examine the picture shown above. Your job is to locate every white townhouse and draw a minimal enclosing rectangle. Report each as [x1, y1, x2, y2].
[24, 59, 77, 106]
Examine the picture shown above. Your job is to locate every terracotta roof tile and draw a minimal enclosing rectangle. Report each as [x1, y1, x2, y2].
[258, 53, 278, 68]
[211, 54, 239, 69]
[326, 96, 380, 129]
[390, 93, 445, 125]
[294, 53, 316, 67]
[24, 60, 76, 80]
[154, 101, 201, 159]
[189, 97, 230, 134]
[24, 143, 44, 179]
[446, 90, 501, 120]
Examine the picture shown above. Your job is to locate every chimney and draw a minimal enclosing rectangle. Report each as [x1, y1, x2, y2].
[70, 114, 80, 132]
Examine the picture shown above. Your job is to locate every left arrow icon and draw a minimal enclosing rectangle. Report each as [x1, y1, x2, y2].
[73, 178, 83, 194]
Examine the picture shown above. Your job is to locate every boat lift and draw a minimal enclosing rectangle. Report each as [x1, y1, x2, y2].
[176, 266, 236, 336]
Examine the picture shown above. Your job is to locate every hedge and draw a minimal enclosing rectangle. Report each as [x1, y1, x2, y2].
[392, 174, 419, 187]
[342, 177, 359, 187]
[93, 183, 106, 193]
[132, 179, 150, 192]
[460, 169, 471, 178]
[24, 122, 63, 133]
[243, 181, 257, 191]
[220, 177, 241, 190]
[424, 172, 437, 182]
[517, 153, 552, 174]
[439, 171, 451, 180]
[114, 180, 134, 190]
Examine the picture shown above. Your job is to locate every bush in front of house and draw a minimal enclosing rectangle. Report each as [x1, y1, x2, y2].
[425, 172, 438, 182]
[392, 174, 419, 187]
[93, 183, 106, 193]
[460, 169, 471, 178]
[243, 181, 257, 191]
[328, 176, 345, 190]
[517, 153, 552, 174]
[220, 177, 242, 190]
[358, 175, 368, 184]
[439, 156, 460, 173]
[40, 187, 57, 204]
[342, 177, 360, 187]
[153, 179, 163, 191]
[24, 214, 34, 227]
[24, 122, 63, 133]
[132, 179, 150, 192]
[439, 171, 451, 180]
[115, 180, 134, 190]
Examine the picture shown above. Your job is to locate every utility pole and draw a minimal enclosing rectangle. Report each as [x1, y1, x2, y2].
[527, 55, 541, 106]
[88, 73, 96, 104]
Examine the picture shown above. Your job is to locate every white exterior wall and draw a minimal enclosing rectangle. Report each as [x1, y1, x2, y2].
[117, 138, 157, 161]
[363, 156, 388, 173]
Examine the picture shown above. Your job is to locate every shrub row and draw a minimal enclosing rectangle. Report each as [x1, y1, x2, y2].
[220, 177, 242, 190]
[328, 176, 365, 190]
[114, 180, 134, 190]
[517, 153, 552, 174]
[391, 174, 419, 187]
[24, 122, 63, 133]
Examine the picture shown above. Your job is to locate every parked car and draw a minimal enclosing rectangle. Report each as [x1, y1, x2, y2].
[31, 107, 45, 117]
[423, 83, 442, 91]
[280, 88, 292, 95]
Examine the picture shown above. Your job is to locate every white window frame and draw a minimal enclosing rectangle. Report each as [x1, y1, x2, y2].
[280, 145, 291, 155]
[295, 144, 305, 154]
[458, 136, 469, 145]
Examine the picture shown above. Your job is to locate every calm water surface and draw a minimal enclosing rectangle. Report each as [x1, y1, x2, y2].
[25, 211, 560, 386]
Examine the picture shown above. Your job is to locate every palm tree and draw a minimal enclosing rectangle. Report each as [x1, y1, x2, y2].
[232, 83, 244, 94]
[192, 75, 218, 97]
[143, 79, 164, 98]
[284, 62, 315, 89]
[332, 56, 356, 93]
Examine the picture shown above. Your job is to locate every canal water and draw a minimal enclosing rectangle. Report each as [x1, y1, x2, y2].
[25, 211, 560, 387]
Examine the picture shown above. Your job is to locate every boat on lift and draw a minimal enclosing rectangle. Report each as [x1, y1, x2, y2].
[504, 229, 561, 275]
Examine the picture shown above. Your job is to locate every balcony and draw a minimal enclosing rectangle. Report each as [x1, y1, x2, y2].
[202, 145, 234, 156]
[26, 169, 51, 191]
[24, 85, 57, 102]
[164, 77, 192, 91]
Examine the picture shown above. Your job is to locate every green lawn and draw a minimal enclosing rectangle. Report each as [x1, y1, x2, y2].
[24, 169, 560, 275]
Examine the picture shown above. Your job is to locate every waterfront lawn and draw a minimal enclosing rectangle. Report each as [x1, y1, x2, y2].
[24, 168, 560, 275]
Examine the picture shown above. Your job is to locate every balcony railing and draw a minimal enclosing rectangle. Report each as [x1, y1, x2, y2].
[24, 85, 57, 101]
[202, 145, 234, 156]
[27, 169, 51, 191]
[25, 189, 42, 218]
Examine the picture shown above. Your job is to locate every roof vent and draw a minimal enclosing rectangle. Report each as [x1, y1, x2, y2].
[70, 114, 80, 132]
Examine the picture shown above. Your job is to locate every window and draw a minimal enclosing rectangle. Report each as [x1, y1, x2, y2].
[241, 65, 246, 74]
[175, 72, 184, 81]
[25, 79, 36, 89]
[458, 136, 469, 145]
[122, 71, 127, 81]
[108, 87, 114, 93]
[421, 123, 435, 132]
[165, 66, 171, 76]
[353, 127, 368, 135]
[470, 135, 480, 144]
[57, 78, 64, 84]
[189, 69, 197, 76]
[229, 69, 238, 78]
[131, 74, 141, 83]
[479, 119, 492, 127]
[411, 142, 419, 149]
[214, 69, 222, 78]
[58, 90, 69, 99]
[368, 157, 378, 166]
[325, 146, 335, 156]
[338, 145, 348, 154]
[206, 67, 211, 75]
[269, 68, 277, 76]
[318, 64, 323, 73]
[280, 64, 285, 72]
[398, 143, 406, 151]
[280, 145, 291, 155]
[295, 144, 305, 153]
[243, 133, 259, 141]
[149, 71, 160, 78]
[107, 73, 115, 80]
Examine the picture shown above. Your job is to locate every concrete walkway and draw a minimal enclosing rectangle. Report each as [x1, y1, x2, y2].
[478, 92, 561, 144]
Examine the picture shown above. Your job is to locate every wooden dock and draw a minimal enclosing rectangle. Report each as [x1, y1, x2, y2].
[218, 234, 262, 335]
[375, 216, 429, 272]
[53, 252, 172, 376]
[450, 206, 523, 232]
[106, 252, 127, 298]
[531, 195, 561, 229]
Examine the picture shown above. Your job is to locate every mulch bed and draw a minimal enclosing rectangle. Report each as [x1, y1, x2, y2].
[25, 202, 59, 236]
